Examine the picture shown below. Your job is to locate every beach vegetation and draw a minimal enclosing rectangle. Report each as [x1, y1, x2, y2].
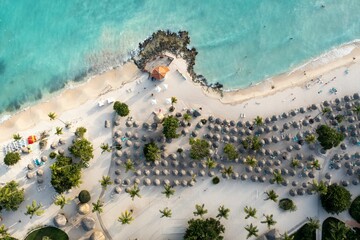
[113, 101, 129, 117]
[75, 127, 87, 138]
[254, 116, 263, 126]
[92, 200, 104, 214]
[320, 184, 351, 214]
[244, 155, 257, 167]
[272, 172, 284, 185]
[308, 159, 320, 170]
[25, 200, 44, 219]
[159, 207, 172, 218]
[221, 166, 234, 178]
[184, 217, 225, 240]
[100, 143, 111, 153]
[193, 204, 208, 218]
[99, 176, 113, 190]
[244, 223, 259, 239]
[352, 105, 360, 116]
[55, 127, 63, 135]
[189, 138, 210, 160]
[223, 143, 238, 160]
[0, 181, 24, 211]
[212, 176, 220, 185]
[316, 125, 344, 150]
[143, 141, 160, 162]
[280, 232, 294, 240]
[4, 152, 21, 166]
[305, 134, 316, 144]
[170, 96, 177, 112]
[216, 205, 230, 220]
[264, 189, 279, 202]
[261, 214, 277, 229]
[279, 198, 297, 212]
[78, 190, 91, 204]
[204, 158, 217, 169]
[290, 159, 300, 168]
[50, 155, 82, 194]
[162, 184, 175, 198]
[48, 112, 57, 121]
[244, 206, 257, 219]
[242, 136, 262, 151]
[322, 217, 360, 240]
[0, 224, 11, 239]
[162, 115, 179, 139]
[335, 114, 344, 123]
[349, 195, 360, 223]
[118, 210, 134, 225]
[68, 138, 94, 164]
[126, 184, 141, 201]
[124, 159, 135, 173]
[12, 133, 22, 141]
[292, 222, 317, 240]
[49, 152, 57, 159]
[322, 107, 331, 115]
[54, 194, 71, 209]
[183, 113, 192, 123]
[310, 180, 328, 195]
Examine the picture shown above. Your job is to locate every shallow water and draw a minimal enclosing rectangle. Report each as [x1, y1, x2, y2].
[0, 0, 360, 114]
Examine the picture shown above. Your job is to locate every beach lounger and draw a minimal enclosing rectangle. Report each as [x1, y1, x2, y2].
[98, 100, 105, 107]
[107, 98, 114, 104]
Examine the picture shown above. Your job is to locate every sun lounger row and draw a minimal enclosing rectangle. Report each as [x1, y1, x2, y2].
[3, 139, 27, 155]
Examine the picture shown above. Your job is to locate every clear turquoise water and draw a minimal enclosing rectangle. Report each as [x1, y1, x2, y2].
[1, 0, 360, 114]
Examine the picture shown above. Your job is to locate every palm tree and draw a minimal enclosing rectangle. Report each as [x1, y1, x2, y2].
[118, 210, 134, 225]
[264, 189, 278, 202]
[162, 184, 175, 198]
[127, 184, 141, 200]
[245, 156, 257, 167]
[25, 200, 45, 219]
[309, 159, 320, 170]
[322, 107, 331, 115]
[261, 214, 277, 229]
[55, 127, 63, 135]
[216, 205, 230, 220]
[290, 159, 300, 168]
[159, 207, 172, 218]
[100, 143, 111, 153]
[0, 224, 9, 238]
[48, 112, 57, 121]
[13, 133, 22, 141]
[329, 221, 348, 240]
[310, 180, 328, 195]
[305, 134, 316, 144]
[99, 176, 113, 190]
[92, 200, 104, 214]
[244, 206, 257, 219]
[183, 113, 192, 123]
[272, 172, 284, 185]
[221, 166, 234, 178]
[171, 97, 177, 107]
[244, 223, 259, 239]
[204, 158, 217, 169]
[124, 159, 135, 173]
[307, 217, 320, 232]
[280, 232, 294, 240]
[352, 105, 360, 116]
[54, 194, 71, 209]
[193, 204, 208, 218]
[254, 116, 263, 126]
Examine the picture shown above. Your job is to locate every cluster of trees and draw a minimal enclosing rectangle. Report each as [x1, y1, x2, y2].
[320, 184, 351, 214]
[162, 116, 179, 139]
[316, 125, 344, 150]
[68, 138, 94, 165]
[322, 217, 360, 240]
[223, 144, 238, 160]
[242, 136, 262, 151]
[143, 141, 160, 162]
[0, 181, 24, 211]
[113, 101, 129, 117]
[189, 138, 210, 160]
[4, 152, 21, 166]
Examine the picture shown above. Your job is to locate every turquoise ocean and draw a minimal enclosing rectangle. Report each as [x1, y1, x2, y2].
[1, 0, 360, 118]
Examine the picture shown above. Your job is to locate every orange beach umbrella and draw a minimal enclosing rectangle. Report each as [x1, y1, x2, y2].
[151, 66, 169, 80]
[27, 135, 37, 144]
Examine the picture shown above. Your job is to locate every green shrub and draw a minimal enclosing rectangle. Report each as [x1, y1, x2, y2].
[162, 116, 179, 139]
[75, 127, 87, 138]
[113, 101, 129, 117]
[349, 195, 360, 223]
[184, 217, 225, 240]
[49, 152, 57, 159]
[143, 141, 160, 162]
[316, 125, 344, 150]
[189, 138, 210, 160]
[293, 223, 316, 240]
[322, 217, 360, 240]
[212, 177, 220, 185]
[4, 152, 21, 166]
[68, 138, 94, 164]
[78, 190, 91, 203]
[223, 143, 238, 160]
[279, 198, 297, 212]
[0, 181, 24, 211]
[320, 184, 351, 214]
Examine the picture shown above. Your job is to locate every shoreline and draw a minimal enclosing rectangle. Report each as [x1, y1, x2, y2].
[1, 40, 360, 140]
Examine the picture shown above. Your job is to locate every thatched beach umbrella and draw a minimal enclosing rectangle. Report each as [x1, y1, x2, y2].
[292, 180, 298, 187]
[289, 189, 296, 197]
[115, 186, 123, 194]
[297, 188, 305, 196]
[115, 169, 121, 176]
[208, 171, 215, 177]
[154, 179, 161, 186]
[283, 123, 289, 130]
[250, 175, 258, 182]
[241, 174, 248, 181]
[54, 213, 67, 228]
[144, 178, 151, 186]
[352, 179, 359, 186]
[271, 115, 278, 122]
[342, 180, 349, 187]
[181, 180, 188, 187]
[299, 107, 306, 113]
[26, 172, 35, 179]
[114, 178, 122, 184]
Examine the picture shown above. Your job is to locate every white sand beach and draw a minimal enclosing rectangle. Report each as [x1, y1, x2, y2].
[0, 42, 360, 239]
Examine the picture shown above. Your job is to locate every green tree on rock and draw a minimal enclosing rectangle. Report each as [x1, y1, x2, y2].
[184, 217, 225, 240]
[189, 138, 210, 160]
[69, 138, 94, 164]
[0, 181, 24, 211]
[162, 115, 179, 139]
[113, 101, 130, 117]
[143, 141, 160, 162]
[316, 125, 344, 150]
[4, 152, 21, 166]
[320, 184, 351, 214]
